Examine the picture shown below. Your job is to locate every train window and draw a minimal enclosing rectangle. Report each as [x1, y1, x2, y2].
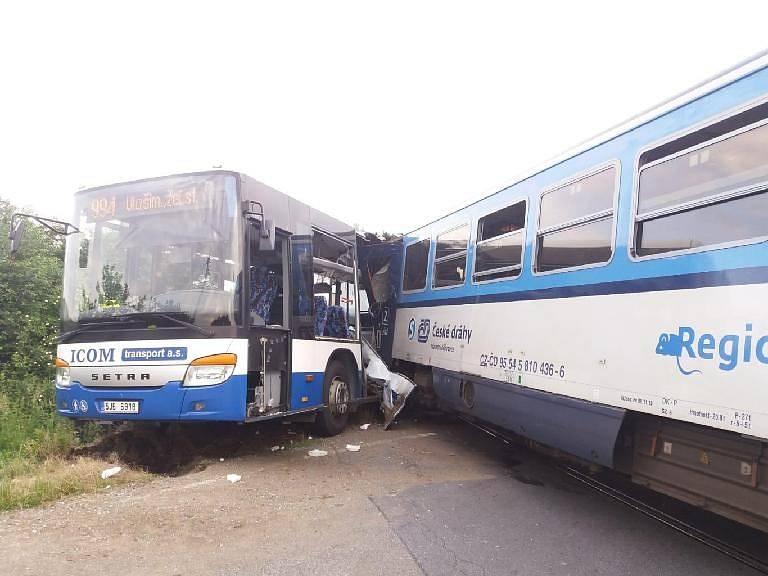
[635, 115, 768, 257]
[473, 200, 526, 282]
[535, 166, 616, 273]
[539, 168, 615, 230]
[477, 203, 525, 242]
[402, 238, 430, 291]
[433, 225, 469, 288]
[537, 218, 613, 272]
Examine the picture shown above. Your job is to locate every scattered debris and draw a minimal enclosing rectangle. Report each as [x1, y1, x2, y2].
[226, 474, 242, 483]
[346, 444, 361, 452]
[308, 449, 328, 457]
[359, 424, 371, 430]
[219, 458, 225, 462]
[362, 339, 416, 429]
[270, 445, 280, 452]
[100, 466, 122, 480]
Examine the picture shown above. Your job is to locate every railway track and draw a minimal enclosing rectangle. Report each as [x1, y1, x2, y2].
[458, 415, 768, 575]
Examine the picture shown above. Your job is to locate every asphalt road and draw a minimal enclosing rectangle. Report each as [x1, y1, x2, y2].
[0, 415, 762, 575]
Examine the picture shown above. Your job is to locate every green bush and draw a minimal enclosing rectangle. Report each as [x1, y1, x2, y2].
[0, 199, 80, 468]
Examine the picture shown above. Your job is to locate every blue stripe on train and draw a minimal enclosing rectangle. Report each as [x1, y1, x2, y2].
[398, 265, 768, 308]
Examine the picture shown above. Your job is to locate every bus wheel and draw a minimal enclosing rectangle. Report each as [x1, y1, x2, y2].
[315, 360, 351, 436]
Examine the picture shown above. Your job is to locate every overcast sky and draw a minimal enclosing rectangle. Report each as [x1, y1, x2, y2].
[1, 1, 767, 234]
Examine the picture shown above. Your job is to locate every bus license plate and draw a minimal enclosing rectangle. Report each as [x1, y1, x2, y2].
[103, 401, 139, 414]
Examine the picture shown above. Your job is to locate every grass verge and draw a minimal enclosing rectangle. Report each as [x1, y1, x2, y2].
[0, 455, 151, 511]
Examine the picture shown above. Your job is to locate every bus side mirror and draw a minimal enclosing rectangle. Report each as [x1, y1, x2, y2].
[8, 213, 80, 259]
[8, 217, 26, 257]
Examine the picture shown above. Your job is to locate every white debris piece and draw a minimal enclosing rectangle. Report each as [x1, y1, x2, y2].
[308, 449, 328, 457]
[219, 458, 225, 462]
[270, 445, 280, 452]
[100, 466, 122, 480]
[359, 424, 371, 430]
[362, 339, 416, 429]
[226, 474, 242, 483]
[346, 444, 361, 452]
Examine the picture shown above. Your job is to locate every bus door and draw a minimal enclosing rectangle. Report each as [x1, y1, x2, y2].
[358, 241, 403, 364]
[246, 226, 290, 417]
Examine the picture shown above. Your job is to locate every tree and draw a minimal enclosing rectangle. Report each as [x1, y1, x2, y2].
[0, 199, 64, 380]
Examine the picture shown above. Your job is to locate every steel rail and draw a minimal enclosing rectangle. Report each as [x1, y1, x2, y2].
[457, 415, 768, 575]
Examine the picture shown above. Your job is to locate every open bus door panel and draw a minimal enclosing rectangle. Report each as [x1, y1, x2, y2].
[358, 241, 403, 364]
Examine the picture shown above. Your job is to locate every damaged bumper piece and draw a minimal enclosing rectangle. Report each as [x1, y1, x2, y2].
[362, 338, 415, 429]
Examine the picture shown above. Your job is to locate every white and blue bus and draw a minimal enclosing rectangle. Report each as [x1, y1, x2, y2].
[362, 52, 768, 529]
[43, 171, 367, 435]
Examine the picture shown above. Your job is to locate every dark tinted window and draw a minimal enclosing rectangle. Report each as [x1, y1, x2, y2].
[433, 257, 467, 288]
[636, 193, 768, 256]
[435, 225, 469, 260]
[537, 218, 613, 272]
[638, 122, 768, 215]
[403, 239, 430, 291]
[540, 167, 615, 229]
[433, 225, 468, 288]
[474, 234, 522, 280]
[474, 200, 526, 282]
[478, 203, 526, 242]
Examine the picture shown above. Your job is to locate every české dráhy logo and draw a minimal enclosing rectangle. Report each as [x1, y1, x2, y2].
[408, 318, 416, 341]
[417, 319, 431, 343]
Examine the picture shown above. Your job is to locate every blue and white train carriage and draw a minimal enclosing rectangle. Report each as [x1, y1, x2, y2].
[362, 52, 768, 529]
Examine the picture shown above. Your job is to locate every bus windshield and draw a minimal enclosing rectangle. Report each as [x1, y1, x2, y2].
[61, 173, 241, 330]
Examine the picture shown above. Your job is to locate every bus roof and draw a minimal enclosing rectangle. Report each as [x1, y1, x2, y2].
[75, 169, 354, 238]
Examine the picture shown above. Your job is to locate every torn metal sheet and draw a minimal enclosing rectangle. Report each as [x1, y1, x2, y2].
[362, 338, 416, 429]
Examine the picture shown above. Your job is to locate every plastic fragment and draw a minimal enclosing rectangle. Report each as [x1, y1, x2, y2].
[226, 474, 241, 483]
[308, 449, 328, 457]
[359, 424, 371, 430]
[270, 445, 280, 452]
[219, 458, 225, 462]
[346, 444, 361, 452]
[100, 466, 122, 480]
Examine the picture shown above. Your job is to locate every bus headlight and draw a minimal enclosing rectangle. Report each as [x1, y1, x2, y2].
[183, 353, 237, 387]
[55, 358, 71, 389]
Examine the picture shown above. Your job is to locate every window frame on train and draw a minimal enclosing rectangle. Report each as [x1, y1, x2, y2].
[401, 237, 431, 293]
[631, 99, 768, 260]
[432, 223, 470, 290]
[471, 199, 528, 285]
[533, 162, 620, 275]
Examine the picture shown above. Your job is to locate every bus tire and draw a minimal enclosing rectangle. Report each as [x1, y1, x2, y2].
[314, 359, 352, 436]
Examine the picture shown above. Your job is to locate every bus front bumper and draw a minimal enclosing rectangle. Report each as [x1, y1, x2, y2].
[55, 375, 248, 422]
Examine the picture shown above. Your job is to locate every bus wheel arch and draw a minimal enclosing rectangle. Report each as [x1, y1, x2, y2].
[314, 350, 358, 436]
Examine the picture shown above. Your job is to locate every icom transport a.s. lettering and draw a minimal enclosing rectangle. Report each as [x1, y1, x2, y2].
[68, 346, 187, 364]
[656, 324, 768, 375]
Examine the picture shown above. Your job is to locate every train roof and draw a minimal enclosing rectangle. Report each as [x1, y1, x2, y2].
[406, 49, 768, 235]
